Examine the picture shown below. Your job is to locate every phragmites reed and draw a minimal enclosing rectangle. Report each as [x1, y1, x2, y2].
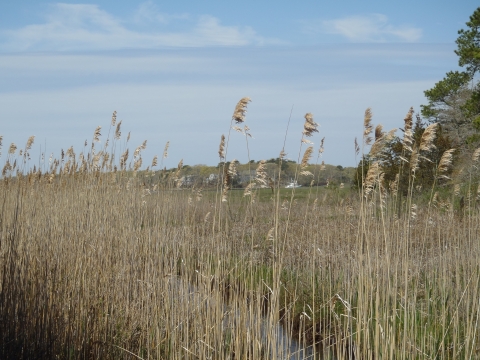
[133, 157, 142, 172]
[364, 161, 380, 196]
[301, 146, 313, 168]
[115, 120, 122, 140]
[438, 149, 455, 173]
[151, 155, 158, 168]
[472, 147, 480, 162]
[300, 146, 314, 176]
[93, 126, 101, 143]
[255, 160, 268, 186]
[370, 128, 396, 158]
[0, 135, 3, 156]
[163, 141, 170, 159]
[111, 110, 117, 126]
[375, 124, 384, 141]
[403, 107, 414, 152]
[354, 137, 360, 156]
[228, 159, 238, 177]
[363, 108, 373, 145]
[8, 143, 17, 155]
[25, 136, 35, 151]
[120, 149, 129, 170]
[232, 97, 251, 124]
[419, 123, 438, 152]
[174, 159, 183, 188]
[454, 184, 460, 197]
[303, 113, 319, 137]
[243, 182, 254, 197]
[319, 137, 325, 154]
[218, 134, 225, 160]
[410, 147, 420, 174]
[133, 146, 142, 160]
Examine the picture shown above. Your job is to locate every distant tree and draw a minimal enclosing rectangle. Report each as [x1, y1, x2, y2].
[421, 7, 480, 146]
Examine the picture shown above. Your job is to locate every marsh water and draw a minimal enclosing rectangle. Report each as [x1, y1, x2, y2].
[166, 276, 338, 359]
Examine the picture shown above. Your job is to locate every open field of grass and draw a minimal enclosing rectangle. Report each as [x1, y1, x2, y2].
[1, 106, 480, 359]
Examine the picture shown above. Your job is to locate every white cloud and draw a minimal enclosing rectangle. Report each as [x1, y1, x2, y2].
[304, 14, 422, 43]
[133, 1, 189, 25]
[0, 3, 279, 52]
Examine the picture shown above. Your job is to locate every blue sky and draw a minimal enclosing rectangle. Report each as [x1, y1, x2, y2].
[0, 1, 478, 168]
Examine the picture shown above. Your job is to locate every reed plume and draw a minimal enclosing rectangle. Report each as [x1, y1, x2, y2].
[363, 108, 373, 145]
[111, 111, 117, 126]
[25, 136, 35, 152]
[438, 149, 455, 173]
[8, 143, 17, 155]
[218, 135, 225, 160]
[303, 113, 318, 137]
[375, 124, 384, 141]
[232, 97, 251, 124]
[93, 126, 101, 143]
[472, 147, 480, 162]
[364, 161, 380, 196]
[115, 120, 122, 140]
[402, 107, 414, 152]
[163, 141, 170, 159]
[419, 123, 438, 152]
[410, 147, 420, 174]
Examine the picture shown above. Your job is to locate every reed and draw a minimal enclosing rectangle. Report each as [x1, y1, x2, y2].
[0, 101, 479, 359]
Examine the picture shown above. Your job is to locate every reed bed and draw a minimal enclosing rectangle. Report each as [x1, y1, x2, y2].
[1, 105, 480, 359]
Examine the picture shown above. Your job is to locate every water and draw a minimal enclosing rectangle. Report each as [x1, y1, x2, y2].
[165, 275, 338, 359]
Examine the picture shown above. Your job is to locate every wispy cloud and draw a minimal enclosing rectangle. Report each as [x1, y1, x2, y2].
[303, 14, 422, 43]
[0, 2, 280, 52]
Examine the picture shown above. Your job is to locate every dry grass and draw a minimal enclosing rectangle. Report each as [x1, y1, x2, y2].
[1, 104, 480, 359]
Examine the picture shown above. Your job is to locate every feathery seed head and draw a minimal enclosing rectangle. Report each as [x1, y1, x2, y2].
[303, 113, 319, 137]
[120, 149, 129, 170]
[301, 146, 314, 169]
[25, 136, 35, 151]
[93, 126, 101, 142]
[218, 134, 225, 160]
[472, 147, 480, 162]
[419, 123, 438, 152]
[255, 160, 268, 186]
[364, 161, 380, 194]
[319, 137, 325, 154]
[243, 182, 254, 197]
[438, 149, 455, 173]
[133, 157, 142, 172]
[111, 111, 117, 126]
[162, 141, 170, 159]
[375, 124, 384, 141]
[410, 147, 420, 174]
[115, 120, 122, 140]
[228, 159, 238, 177]
[151, 155, 158, 167]
[8, 143, 17, 155]
[232, 97, 251, 124]
[363, 108, 373, 145]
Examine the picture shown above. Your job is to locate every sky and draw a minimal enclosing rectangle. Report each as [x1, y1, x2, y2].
[0, 1, 478, 169]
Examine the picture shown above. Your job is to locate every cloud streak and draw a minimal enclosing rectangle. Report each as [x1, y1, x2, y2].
[0, 3, 280, 52]
[304, 14, 422, 43]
